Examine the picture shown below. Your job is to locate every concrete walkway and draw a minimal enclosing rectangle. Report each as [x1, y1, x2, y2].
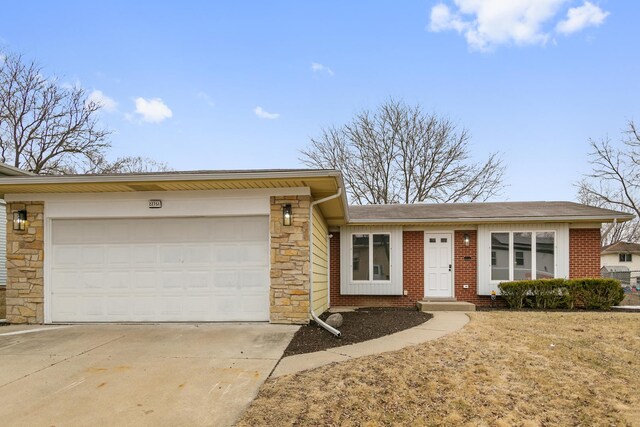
[271, 311, 469, 378]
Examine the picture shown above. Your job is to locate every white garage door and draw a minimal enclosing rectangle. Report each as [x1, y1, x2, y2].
[50, 216, 270, 322]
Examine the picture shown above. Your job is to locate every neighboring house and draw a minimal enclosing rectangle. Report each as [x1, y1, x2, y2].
[0, 169, 632, 324]
[601, 241, 640, 286]
[0, 162, 34, 319]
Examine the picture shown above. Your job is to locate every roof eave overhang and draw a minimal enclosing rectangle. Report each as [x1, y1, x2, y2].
[0, 169, 351, 224]
[347, 215, 634, 225]
[0, 169, 342, 185]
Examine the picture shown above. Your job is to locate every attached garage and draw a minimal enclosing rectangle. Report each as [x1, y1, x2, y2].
[50, 216, 270, 322]
[0, 169, 347, 325]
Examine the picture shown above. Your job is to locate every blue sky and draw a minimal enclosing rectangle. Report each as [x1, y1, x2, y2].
[1, 1, 637, 201]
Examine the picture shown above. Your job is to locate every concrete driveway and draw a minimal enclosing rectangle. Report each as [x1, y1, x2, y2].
[0, 323, 298, 427]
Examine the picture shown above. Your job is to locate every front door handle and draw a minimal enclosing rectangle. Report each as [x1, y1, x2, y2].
[449, 264, 452, 271]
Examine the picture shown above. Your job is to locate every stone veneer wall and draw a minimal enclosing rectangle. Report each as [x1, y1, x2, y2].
[0, 287, 6, 319]
[6, 202, 45, 324]
[270, 195, 311, 324]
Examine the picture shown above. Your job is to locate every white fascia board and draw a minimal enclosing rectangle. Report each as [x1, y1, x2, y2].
[0, 169, 343, 185]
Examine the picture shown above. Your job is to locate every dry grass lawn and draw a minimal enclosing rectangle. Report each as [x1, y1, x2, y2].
[238, 312, 640, 426]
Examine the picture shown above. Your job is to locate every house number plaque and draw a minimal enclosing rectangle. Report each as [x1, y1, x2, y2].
[148, 199, 163, 209]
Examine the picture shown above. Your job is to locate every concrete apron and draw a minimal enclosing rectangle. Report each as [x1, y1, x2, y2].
[0, 323, 298, 427]
[271, 311, 470, 378]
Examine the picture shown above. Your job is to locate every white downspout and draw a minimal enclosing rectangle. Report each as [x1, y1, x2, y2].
[309, 188, 343, 337]
[327, 233, 332, 309]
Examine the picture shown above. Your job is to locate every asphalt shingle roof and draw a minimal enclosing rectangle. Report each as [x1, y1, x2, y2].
[348, 201, 633, 222]
[601, 241, 640, 254]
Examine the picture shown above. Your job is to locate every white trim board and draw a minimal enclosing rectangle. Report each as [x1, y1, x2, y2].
[339, 225, 403, 295]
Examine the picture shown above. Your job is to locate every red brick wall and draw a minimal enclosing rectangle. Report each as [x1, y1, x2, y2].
[329, 231, 423, 307]
[569, 228, 601, 278]
[453, 230, 500, 307]
[454, 230, 478, 302]
[329, 229, 502, 308]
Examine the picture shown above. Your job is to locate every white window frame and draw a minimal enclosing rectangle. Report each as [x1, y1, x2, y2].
[340, 225, 403, 295]
[619, 253, 632, 262]
[350, 232, 392, 283]
[489, 230, 557, 283]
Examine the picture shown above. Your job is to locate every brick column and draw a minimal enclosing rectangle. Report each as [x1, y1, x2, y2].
[454, 230, 478, 304]
[569, 228, 601, 278]
[6, 202, 45, 324]
[269, 195, 311, 324]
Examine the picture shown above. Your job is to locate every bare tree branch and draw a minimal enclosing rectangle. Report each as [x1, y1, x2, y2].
[300, 99, 506, 204]
[0, 51, 111, 174]
[577, 120, 640, 245]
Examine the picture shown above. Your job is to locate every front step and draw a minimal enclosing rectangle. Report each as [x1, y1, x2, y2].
[417, 300, 476, 312]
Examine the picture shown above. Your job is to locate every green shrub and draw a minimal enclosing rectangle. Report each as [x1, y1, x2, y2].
[566, 279, 624, 310]
[528, 279, 569, 309]
[498, 278, 623, 310]
[498, 281, 529, 309]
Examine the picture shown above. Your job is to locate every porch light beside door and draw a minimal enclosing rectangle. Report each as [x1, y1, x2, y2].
[13, 209, 27, 231]
[283, 204, 292, 226]
[463, 233, 470, 246]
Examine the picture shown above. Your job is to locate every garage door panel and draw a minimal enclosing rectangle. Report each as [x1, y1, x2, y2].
[81, 271, 104, 289]
[160, 271, 185, 289]
[239, 220, 269, 241]
[132, 297, 157, 316]
[240, 269, 269, 291]
[82, 246, 106, 265]
[53, 246, 80, 266]
[213, 270, 239, 290]
[213, 245, 237, 263]
[107, 271, 131, 289]
[106, 246, 131, 265]
[104, 221, 131, 242]
[243, 295, 268, 314]
[51, 271, 79, 290]
[160, 246, 184, 264]
[185, 245, 210, 264]
[51, 216, 269, 322]
[185, 271, 210, 290]
[133, 245, 157, 264]
[132, 271, 157, 289]
[81, 222, 107, 242]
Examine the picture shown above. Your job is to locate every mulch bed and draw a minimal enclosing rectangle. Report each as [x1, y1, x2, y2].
[283, 307, 432, 357]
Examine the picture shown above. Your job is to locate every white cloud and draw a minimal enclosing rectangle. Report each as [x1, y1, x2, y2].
[311, 62, 334, 76]
[556, 2, 609, 34]
[428, 0, 609, 51]
[196, 91, 215, 107]
[254, 106, 280, 120]
[87, 90, 117, 112]
[61, 79, 82, 90]
[134, 97, 173, 123]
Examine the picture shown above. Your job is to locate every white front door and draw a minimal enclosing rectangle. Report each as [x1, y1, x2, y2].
[424, 233, 453, 298]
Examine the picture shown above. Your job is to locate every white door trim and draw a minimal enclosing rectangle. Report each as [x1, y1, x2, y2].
[423, 232, 454, 298]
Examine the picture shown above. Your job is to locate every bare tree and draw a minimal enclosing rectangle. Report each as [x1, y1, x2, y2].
[0, 51, 112, 174]
[301, 99, 505, 204]
[80, 155, 172, 174]
[577, 120, 640, 244]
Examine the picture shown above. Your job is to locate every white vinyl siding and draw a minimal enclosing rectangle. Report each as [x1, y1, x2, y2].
[340, 225, 403, 295]
[477, 223, 569, 295]
[311, 206, 329, 314]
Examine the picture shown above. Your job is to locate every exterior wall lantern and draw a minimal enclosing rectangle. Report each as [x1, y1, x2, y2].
[282, 204, 292, 226]
[13, 209, 27, 231]
[463, 233, 470, 246]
